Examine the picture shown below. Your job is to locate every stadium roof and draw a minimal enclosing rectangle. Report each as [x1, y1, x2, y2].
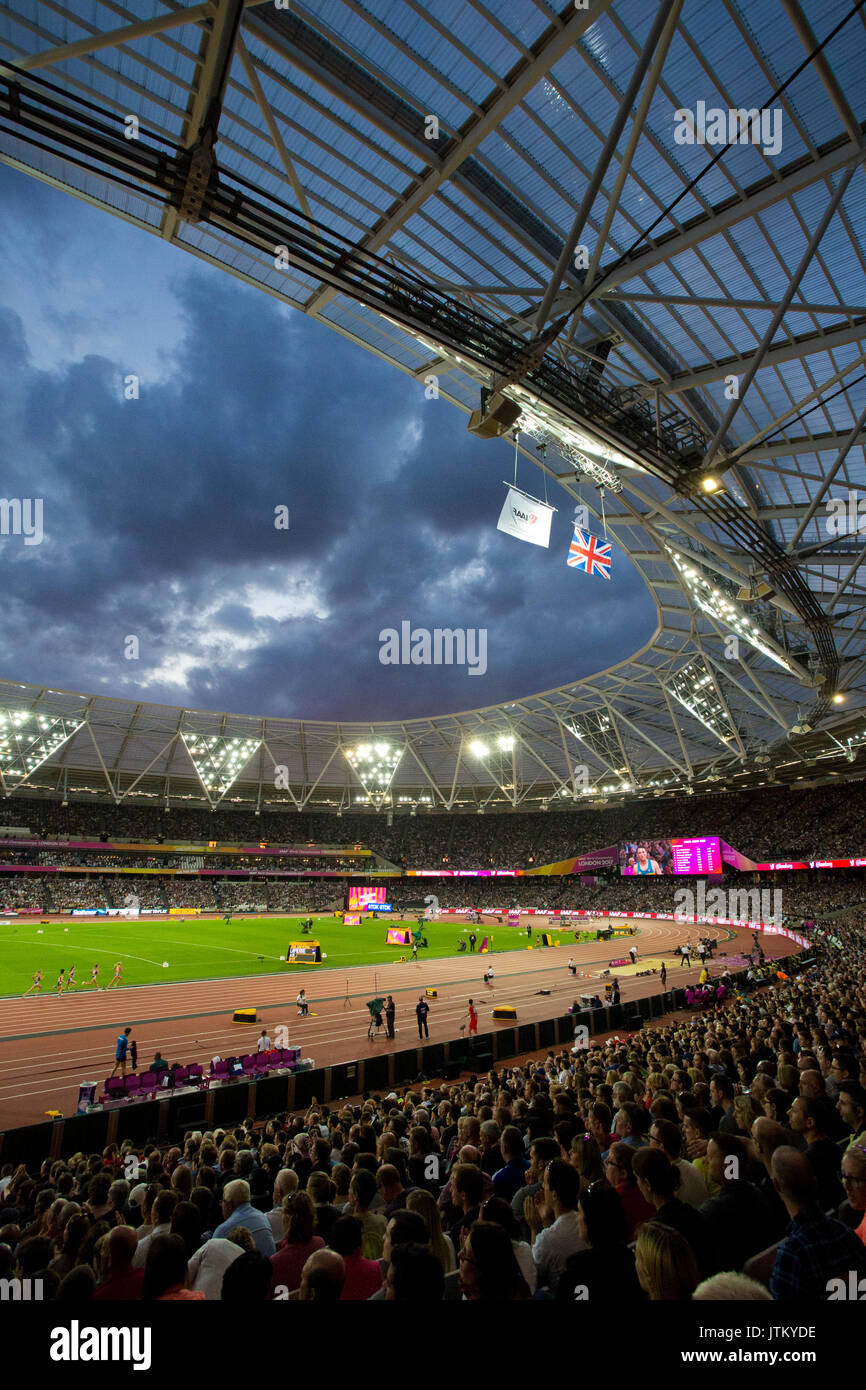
[1, 0, 865, 813]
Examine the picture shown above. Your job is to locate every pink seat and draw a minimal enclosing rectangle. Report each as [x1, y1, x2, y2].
[138, 1070, 158, 1093]
[103, 1077, 124, 1100]
[188, 1063, 203, 1080]
[124, 1074, 141, 1094]
[174, 1066, 189, 1084]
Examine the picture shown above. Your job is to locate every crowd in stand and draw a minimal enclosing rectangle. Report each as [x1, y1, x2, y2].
[0, 875, 344, 915]
[6, 780, 866, 869]
[2, 924, 865, 1302]
[3, 868, 866, 921]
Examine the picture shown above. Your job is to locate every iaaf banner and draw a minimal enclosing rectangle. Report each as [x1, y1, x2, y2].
[525, 845, 619, 875]
[496, 485, 554, 548]
[439, 907, 807, 939]
[720, 840, 758, 872]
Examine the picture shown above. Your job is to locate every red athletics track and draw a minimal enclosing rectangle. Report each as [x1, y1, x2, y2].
[0, 918, 795, 1130]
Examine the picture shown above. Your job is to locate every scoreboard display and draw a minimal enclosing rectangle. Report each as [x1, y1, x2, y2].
[348, 885, 387, 910]
[288, 941, 321, 963]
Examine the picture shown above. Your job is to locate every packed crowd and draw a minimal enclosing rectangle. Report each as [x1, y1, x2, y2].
[3, 868, 865, 922]
[1, 924, 865, 1302]
[6, 781, 866, 869]
[3, 849, 372, 873]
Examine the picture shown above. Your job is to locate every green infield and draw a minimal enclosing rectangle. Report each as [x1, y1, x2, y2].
[0, 915, 515, 996]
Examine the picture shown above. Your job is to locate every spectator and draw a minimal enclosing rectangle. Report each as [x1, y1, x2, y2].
[406, 1188, 456, 1274]
[648, 1117, 707, 1208]
[700, 1134, 783, 1275]
[787, 1097, 844, 1210]
[94, 1225, 144, 1301]
[347, 1169, 387, 1259]
[269, 1192, 324, 1295]
[187, 1236, 246, 1300]
[328, 1216, 383, 1300]
[635, 1221, 700, 1301]
[447, 1164, 485, 1254]
[479, 1196, 536, 1294]
[220, 1250, 273, 1302]
[769, 1147, 866, 1300]
[492, 1126, 529, 1202]
[266, 1169, 298, 1242]
[557, 1178, 643, 1303]
[604, 1143, 655, 1241]
[212, 1180, 275, 1256]
[142, 1234, 204, 1301]
[457, 1222, 531, 1302]
[524, 1158, 586, 1294]
[133, 1190, 177, 1268]
[632, 1147, 709, 1276]
[298, 1249, 345, 1302]
[841, 1145, 866, 1244]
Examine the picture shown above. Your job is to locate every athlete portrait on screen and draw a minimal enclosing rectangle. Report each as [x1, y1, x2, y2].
[631, 844, 661, 875]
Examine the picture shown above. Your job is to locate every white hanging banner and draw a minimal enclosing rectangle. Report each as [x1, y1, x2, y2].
[496, 485, 554, 548]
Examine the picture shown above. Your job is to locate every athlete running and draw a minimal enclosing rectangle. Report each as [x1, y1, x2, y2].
[23, 969, 42, 997]
[90, 964, 100, 990]
[106, 960, 123, 989]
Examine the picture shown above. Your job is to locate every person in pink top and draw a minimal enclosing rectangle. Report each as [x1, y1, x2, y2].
[329, 1215, 384, 1300]
[269, 1192, 324, 1295]
[465, 999, 478, 1037]
[841, 1146, 866, 1244]
[142, 1234, 205, 1300]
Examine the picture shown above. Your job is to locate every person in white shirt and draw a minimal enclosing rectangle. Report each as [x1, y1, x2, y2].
[524, 1159, 586, 1294]
[133, 1189, 177, 1267]
[297, 990, 309, 1016]
[267, 1169, 299, 1242]
[187, 1236, 246, 1299]
[256, 1029, 272, 1054]
[648, 1118, 707, 1208]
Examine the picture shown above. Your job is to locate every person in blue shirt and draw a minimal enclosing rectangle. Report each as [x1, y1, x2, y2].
[110, 1027, 132, 1077]
[212, 1179, 276, 1257]
[492, 1126, 531, 1202]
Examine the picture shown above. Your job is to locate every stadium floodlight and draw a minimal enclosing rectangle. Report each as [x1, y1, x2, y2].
[0, 708, 83, 787]
[182, 732, 261, 802]
[516, 415, 624, 492]
[667, 548, 795, 673]
[344, 740, 403, 807]
[497, 734, 515, 752]
[664, 657, 737, 746]
[470, 740, 489, 758]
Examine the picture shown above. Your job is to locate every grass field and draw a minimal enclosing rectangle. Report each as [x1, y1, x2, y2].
[0, 914, 514, 996]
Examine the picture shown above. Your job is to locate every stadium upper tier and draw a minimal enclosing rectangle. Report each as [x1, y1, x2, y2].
[1, 5, 866, 799]
[2, 780, 866, 869]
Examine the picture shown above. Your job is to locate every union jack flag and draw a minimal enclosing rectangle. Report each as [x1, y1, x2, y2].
[567, 526, 612, 578]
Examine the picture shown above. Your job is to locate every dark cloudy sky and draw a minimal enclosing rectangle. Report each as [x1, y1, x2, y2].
[0, 163, 654, 721]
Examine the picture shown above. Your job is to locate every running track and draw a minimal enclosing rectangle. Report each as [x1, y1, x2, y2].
[0, 918, 793, 1129]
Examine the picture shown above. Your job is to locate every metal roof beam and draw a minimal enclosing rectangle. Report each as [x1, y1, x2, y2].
[588, 132, 866, 295]
[665, 315, 866, 395]
[269, 0, 612, 315]
[12, 3, 216, 71]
